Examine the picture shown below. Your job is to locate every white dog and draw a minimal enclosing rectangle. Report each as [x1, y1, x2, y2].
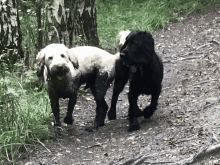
[36, 44, 121, 127]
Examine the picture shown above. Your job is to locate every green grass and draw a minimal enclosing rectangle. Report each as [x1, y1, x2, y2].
[1, 0, 219, 163]
[96, 0, 218, 51]
[0, 67, 52, 163]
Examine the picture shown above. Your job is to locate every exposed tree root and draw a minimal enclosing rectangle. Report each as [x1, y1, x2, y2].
[119, 141, 220, 165]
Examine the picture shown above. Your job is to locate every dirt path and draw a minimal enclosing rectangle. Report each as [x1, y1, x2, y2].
[20, 4, 220, 165]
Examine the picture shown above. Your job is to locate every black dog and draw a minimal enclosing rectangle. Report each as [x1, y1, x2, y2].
[108, 30, 163, 132]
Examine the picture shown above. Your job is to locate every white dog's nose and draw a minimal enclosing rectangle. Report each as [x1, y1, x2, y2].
[56, 64, 63, 70]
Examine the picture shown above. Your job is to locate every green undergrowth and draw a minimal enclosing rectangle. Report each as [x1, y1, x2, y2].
[97, 0, 219, 51]
[0, 66, 52, 163]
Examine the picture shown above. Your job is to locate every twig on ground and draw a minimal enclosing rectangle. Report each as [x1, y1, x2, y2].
[189, 79, 218, 87]
[177, 143, 220, 165]
[37, 138, 51, 153]
[87, 143, 102, 148]
[163, 55, 204, 63]
[209, 40, 220, 45]
[163, 79, 218, 94]
[163, 60, 174, 63]
[196, 43, 210, 50]
[174, 135, 198, 144]
[178, 55, 204, 61]
[119, 142, 220, 165]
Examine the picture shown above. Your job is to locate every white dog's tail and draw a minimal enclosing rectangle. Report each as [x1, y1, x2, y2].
[116, 30, 131, 50]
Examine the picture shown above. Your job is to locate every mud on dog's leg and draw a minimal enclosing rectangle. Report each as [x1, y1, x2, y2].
[90, 79, 109, 128]
[64, 93, 77, 125]
[94, 98, 108, 128]
[49, 94, 61, 126]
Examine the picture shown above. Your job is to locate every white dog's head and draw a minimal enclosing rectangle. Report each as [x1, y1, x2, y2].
[36, 44, 79, 81]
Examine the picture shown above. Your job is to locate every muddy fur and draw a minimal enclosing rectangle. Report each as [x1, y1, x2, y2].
[36, 44, 121, 128]
[108, 30, 164, 132]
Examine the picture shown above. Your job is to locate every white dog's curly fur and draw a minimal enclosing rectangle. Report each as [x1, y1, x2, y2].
[36, 44, 120, 127]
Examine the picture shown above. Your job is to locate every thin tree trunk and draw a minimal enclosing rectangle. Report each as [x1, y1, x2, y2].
[46, 0, 99, 48]
[77, 0, 99, 46]
[0, 0, 23, 65]
[36, 0, 43, 51]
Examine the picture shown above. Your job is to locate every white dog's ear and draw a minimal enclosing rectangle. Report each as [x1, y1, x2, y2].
[35, 49, 45, 78]
[66, 49, 79, 69]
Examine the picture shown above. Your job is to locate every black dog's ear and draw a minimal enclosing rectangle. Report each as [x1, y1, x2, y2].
[66, 49, 79, 69]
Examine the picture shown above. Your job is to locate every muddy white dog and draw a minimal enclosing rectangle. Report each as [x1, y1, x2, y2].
[36, 44, 123, 128]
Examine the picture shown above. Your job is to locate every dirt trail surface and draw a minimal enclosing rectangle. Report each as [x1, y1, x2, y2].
[20, 5, 220, 165]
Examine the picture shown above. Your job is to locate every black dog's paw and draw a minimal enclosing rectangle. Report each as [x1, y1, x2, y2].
[128, 116, 140, 132]
[128, 124, 140, 132]
[134, 108, 143, 117]
[54, 123, 61, 126]
[54, 117, 61, 126]
[143, 106, 155, 119]
[94, 119, 105, 129]
[64, 116, 73, 124]
[108, 108, 116, 120]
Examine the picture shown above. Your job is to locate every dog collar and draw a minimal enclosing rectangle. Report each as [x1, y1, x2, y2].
[130, 65, 137, 73]
[130, 65, 144, 78]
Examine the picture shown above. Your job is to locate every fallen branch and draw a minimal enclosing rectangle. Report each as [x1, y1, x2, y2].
[163, 60, 174, 63]
[178, 55, 204, 61]
[163, 79, 218, 91]
[174, 135, 198, 144]
[118, 143, 220, 165]
[189, 79, 218, 87]
[196, 43, 210, 50]
[163, 55, 204, 63]
[118, 131, 220, 165]
[209, 40, 220, 45]
[177, 143, 220, 165]
[37, 138, 51, 153]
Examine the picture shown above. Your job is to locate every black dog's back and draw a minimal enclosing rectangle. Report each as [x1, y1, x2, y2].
[108, 30, 163, 132]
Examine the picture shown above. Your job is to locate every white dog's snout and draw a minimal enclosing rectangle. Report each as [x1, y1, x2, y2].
[56, 64, 64, 69]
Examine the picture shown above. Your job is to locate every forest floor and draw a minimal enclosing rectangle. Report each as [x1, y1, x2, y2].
[19, 4, 220, 165]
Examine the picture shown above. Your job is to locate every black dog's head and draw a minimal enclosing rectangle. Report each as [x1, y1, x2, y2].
[120, 30, 155, 66]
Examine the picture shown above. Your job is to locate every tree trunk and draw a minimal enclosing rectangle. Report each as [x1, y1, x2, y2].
[0, 0, 23, 65]
[36, 0, 43, 51]
[46, 0, 99, 48]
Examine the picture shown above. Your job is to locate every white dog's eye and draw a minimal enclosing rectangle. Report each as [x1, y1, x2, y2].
[48, 57, 53, 60]
[61, 54, 65, 58]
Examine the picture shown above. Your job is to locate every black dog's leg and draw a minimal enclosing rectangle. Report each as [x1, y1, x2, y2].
[49, 94, 61, 126]
[143, 93, 160, 119]
[64, 93, 77, 124]
[127, 87, 140, 132]
[108, 74, 129, 120]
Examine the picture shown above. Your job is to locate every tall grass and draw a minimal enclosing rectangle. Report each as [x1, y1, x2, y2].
[0, 66, 51, 163]
[97, 0, 218, 50]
